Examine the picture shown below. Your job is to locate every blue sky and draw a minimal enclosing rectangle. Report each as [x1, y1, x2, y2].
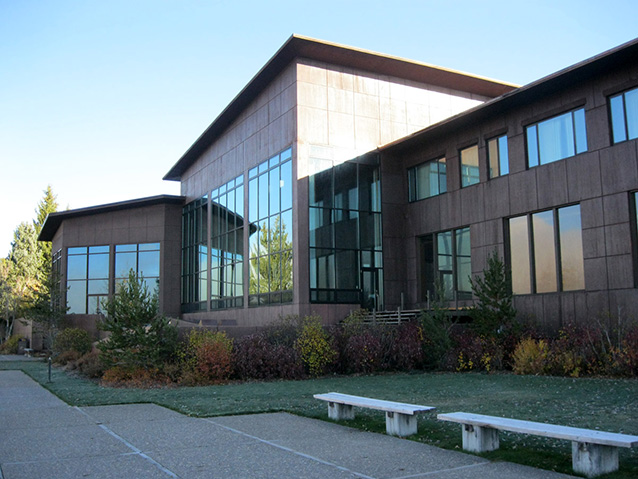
[1, 0, 637, 257]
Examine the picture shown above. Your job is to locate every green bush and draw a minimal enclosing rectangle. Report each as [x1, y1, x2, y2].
[98, 270, 178, 371]
[53, 328, 92, 356]
[295, 315, 337, 377]
[0, 335, 21, 354]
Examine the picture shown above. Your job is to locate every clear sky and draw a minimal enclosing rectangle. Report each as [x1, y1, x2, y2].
[1, 0, 637, 257]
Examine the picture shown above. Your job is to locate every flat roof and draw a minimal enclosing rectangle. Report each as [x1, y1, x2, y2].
[163, 34, 517, 181]
[38, 195, 185, 242]
[380, 37, 638, 154]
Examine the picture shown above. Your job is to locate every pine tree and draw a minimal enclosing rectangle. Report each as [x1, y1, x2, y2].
[469, 251, 517, 337]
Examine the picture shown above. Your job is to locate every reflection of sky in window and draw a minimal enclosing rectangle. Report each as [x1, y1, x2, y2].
[88, 253, 109, 279]
[67, 255, 87, 280]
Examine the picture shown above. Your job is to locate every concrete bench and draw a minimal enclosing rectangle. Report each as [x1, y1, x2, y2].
[438, 412, 638, 477]
[23, 348, 33, 357]
[314, 392, 435, 437]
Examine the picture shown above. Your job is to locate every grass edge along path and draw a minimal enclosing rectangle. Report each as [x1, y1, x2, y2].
[2, 359, 637, 479]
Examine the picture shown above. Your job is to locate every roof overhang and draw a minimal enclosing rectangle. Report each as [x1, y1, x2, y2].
[38, 195, 185, 242]
[163, 34, 518, 181]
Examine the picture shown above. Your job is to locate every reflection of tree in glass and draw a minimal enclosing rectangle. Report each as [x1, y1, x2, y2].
[249, 216, 293, 294]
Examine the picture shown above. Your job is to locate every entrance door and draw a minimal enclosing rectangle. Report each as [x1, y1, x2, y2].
[361, 268, 383, 311]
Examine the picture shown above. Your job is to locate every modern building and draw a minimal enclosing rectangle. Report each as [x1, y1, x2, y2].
[39, 35, 638, 337]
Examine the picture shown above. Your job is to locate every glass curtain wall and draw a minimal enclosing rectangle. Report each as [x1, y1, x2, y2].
[309, 157, 383, 306]
[181, 197, 208, 311]
[211, 175, 245, 309]
[248, 148, 293, 306]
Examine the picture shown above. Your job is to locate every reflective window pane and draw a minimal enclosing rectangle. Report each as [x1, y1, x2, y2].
[139, 251, 160, 278]
[67, 281, 87, 314]
[115, 252, 136, 278]
[509, 216, 531, 294]
[67, 255, 87, 280]
[499, 136, 509, 175]
[88, 253, 109, 279]
[532, 210, 557, 293]
[558, 205, 584, 291]
[460, 145, 479, 187]
[280, 161, 292, 211]
[526, 126, 539, 168]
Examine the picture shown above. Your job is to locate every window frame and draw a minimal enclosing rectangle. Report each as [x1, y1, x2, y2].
[506, 204, 585, 295]
[407, 156, 447, 202]
[609, 86, 638, 144]
[487, 134, 509, 179]
[525, 107, 588, 168]
[459, 144, 480, 188]
[419, 226, 472, 302]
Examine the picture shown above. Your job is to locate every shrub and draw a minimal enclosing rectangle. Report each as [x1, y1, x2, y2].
[53, 350, 81, 366]
[448, 328, 504, 372]
[295, 315, 337, 377]
[386, 321, 425, 371]
[512, 338, 549, 375]
[0, 335, 20, 354]
[75, 351, 105, 379]
[179, 329, 233, 385]
[101, 366, 171, 388]
[343, 329, 385, 373]
[98, 270, 178, 371]
[233, 334, 305, 380]
[53, 328, 92, 356]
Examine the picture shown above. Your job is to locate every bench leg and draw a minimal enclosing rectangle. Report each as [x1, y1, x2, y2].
[327, 402, 355, 421]
[461, 424, 499, 453]
[385, 412, 417, 437]
[572, 442, 618, 477]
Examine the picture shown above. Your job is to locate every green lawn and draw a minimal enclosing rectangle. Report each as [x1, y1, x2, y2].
[3, 359, 637, 478]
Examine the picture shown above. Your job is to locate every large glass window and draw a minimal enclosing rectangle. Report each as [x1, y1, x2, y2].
[508, 205, 584, 294]
[115, 243, 160, 293]
[66, 245, 109, 314]
[609, 87, 638, 144]
[526, 108, 587, 167]
[211, 175, 244, 309]
[248, 148, 293, 306]
[487, 135, 509, 178]
[420, 227, 472, 301]
[460, 145, 479, 187]
[309, 157, 382, 305]
[408, 157, 446, 202]
[182, 197, 208, 311]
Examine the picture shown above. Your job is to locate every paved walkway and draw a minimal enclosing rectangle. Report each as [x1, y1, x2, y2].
[0, 369, 577, 479]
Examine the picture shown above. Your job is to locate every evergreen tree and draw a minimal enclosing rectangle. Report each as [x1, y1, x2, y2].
[98, 270, 178, 370]
[469, 251, 517, 337]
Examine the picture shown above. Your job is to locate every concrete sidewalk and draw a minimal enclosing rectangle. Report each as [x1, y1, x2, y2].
[0, 370, 577, 479]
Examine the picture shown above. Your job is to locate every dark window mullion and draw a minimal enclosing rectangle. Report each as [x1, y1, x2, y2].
[554, 208, 563, 292]
[527, 214, 537, 293]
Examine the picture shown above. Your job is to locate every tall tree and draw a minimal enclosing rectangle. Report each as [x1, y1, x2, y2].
[33, 185, 58, 276]
[0, 259, 17, 341]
